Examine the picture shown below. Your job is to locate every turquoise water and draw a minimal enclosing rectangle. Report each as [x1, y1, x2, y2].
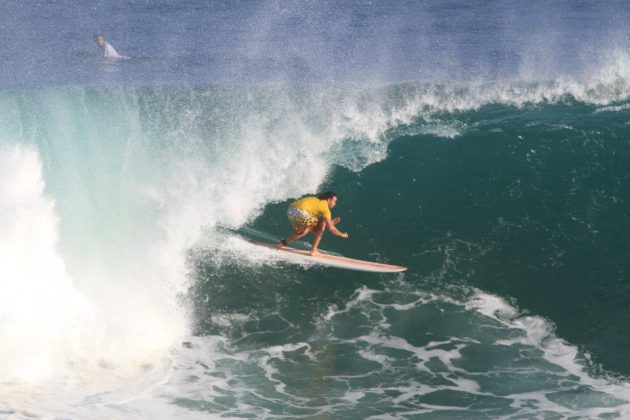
[190, 92, 630, 417]
[1, 1, 630, 418]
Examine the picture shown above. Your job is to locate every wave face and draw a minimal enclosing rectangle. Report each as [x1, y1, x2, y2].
[1, 78, 630, 418]
[2, 0, 630, 418]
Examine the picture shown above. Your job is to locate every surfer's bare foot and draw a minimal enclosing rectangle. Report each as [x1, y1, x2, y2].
[310, 249, 320, 257]
[275, 239, 288, 249]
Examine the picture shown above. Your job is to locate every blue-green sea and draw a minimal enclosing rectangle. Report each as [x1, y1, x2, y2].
[1, 1, 630, 418]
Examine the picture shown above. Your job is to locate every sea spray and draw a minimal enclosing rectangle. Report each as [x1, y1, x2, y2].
[0, 143, 185, 388]
[0, 73, 628, 415]
[0, 144, 86, 383]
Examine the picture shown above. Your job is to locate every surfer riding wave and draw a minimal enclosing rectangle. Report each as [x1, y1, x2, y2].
[276, 191, 349, 256]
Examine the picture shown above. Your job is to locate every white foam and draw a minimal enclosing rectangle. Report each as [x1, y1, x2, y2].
[0, 66, 628, 416]
[317, 283, 630, 416]
[0, 144, 88, 383]
[595, 103, 630, 113]
[210, 313, 251, 328]
[0, 144, 188, 417]
[323, 286, 378, 321]
[466, 289, 630, 412]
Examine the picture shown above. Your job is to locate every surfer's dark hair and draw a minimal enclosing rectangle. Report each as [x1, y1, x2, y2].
[94, 32, 104, 40]
[318, 191, 337, 200]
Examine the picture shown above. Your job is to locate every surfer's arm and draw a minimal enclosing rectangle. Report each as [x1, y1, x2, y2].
[324, 216, 349, 239]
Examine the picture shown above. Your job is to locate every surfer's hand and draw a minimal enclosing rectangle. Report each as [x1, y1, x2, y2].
[341, 232, 349, 239]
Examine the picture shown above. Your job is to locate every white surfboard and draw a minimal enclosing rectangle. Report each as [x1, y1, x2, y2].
[251, 241, 407, 273]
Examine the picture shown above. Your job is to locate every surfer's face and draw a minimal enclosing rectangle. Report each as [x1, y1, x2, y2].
[95, 35, 105, 47]
[327, 196, 337, 208]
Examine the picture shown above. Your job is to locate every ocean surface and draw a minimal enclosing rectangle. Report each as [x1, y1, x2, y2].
[1, 1, 630, 418]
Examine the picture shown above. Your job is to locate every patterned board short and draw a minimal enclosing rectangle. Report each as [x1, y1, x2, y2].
[287, 206, 319, 235]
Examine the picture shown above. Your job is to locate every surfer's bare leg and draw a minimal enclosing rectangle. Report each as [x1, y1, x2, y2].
[310, 221, 326, 256]
[276, 230, 308, 249]
[310, 218, 340, 256]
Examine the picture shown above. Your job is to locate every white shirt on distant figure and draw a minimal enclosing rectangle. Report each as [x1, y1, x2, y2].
[94, 33, 128, 60]
[103, 41, 122, 59]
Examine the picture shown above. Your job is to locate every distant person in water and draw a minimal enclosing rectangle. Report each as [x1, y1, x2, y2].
[276, 191, 349, 256]
[94, 33, 127, 60]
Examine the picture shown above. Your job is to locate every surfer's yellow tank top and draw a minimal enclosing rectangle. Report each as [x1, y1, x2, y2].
[290, 196, 331, 219]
